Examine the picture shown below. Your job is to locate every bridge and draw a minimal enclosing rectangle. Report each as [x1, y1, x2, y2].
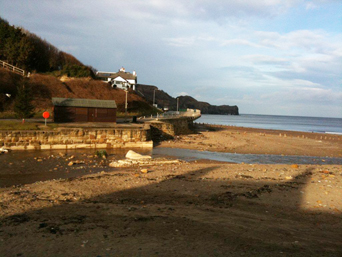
[0, 60, 28, 77]
[140, 108, 201, 122]
[139, 109, 201, 139]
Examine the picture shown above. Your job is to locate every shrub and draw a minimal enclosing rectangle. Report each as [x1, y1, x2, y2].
[13, 82, 35, 119]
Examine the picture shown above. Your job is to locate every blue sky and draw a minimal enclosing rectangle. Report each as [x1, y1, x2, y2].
[1, 0, 341, 117]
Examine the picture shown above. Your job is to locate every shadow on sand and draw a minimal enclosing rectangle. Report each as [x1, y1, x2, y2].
[0, 164, 341, 256]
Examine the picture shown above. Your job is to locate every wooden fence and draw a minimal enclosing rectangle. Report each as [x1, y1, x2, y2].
[0, 60, 26, 76]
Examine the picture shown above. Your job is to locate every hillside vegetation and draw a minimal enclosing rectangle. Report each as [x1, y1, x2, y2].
[0, 17, 94, 77]
[0, 18, 155, 117]
[0, 17, 238, 117]
[0, 68, 155, 116]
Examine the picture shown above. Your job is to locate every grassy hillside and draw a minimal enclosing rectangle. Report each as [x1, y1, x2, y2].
[0, 18, 157, 118]
[0, 68, 155, 117]
[0, 17, 94, 77]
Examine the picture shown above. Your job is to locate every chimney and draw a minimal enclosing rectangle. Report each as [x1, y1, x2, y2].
[120, 67, 125, 72]
[133, 70, 136, 76]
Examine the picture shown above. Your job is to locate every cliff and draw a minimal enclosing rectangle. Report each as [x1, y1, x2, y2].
[136, 84, 239, 115]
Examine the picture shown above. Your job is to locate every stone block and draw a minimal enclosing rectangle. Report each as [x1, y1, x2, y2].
[26, 145, 36, 150]
[50, 144, 67, 150]
[95, 143, 107, 149]
[107, 130, 114, 135]
[75, 144, 92, 149]
[124, 141, 153, 148]
[77, 130, 84, 137]
[10, 145, 26, 150]
[41, 145, 51, 150]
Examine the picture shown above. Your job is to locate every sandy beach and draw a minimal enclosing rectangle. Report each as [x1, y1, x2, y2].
[1, 124, 342, 256]
[158, 124, 342, 158]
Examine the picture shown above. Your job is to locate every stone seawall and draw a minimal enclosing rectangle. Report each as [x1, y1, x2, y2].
[148, 117, 194, 139]
[0, 126, 152, 150]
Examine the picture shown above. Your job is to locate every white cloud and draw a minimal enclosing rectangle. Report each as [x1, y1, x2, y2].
[254, 30, 331, 52]
[221, 39, 260, 48]
[305, 2, 319, 9]
[1, 0, 342, 117]
[261, 87, 342, 104]
[163, 37, 196, 47]
[243, 55, 288, 65]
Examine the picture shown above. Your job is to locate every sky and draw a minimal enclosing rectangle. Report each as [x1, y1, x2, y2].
[1, 0, 341, 118]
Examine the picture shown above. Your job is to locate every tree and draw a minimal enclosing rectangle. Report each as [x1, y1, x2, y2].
[17, 36, 34, 70]
[14, 82, 34, 119]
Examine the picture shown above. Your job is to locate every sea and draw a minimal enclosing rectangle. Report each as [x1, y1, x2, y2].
[196, 114, 342, 135]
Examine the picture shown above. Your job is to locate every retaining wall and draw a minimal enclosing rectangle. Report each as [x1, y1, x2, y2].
[0, 126, 152, 150]
[148, 117, 194, 139]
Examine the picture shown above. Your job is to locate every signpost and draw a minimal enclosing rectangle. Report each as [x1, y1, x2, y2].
[43, 111, 50, 126]
[125, 89, 128, 122]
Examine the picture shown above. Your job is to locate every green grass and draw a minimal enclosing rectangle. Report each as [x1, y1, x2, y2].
[0, 120, 58, 130]
[0, 111, 17, 119]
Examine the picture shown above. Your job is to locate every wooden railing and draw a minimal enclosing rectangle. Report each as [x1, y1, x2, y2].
[0, 60, 26, 76]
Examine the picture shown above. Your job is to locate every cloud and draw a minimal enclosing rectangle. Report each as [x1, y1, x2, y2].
[1, 0, 342, 117]
[221, 39, 260, 48]
[261, 87, 342, 104]
[163, 37, 196, 47]
[243, 55, 289, 65]
[305, 2, 319, 9]
[254, 30, 333, 53]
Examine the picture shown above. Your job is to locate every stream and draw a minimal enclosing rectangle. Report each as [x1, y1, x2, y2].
[1, 147, 341, 188]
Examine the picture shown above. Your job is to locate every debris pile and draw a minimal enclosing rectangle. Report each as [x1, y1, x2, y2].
[109, 150, 181, 167]
[0, 147, 10, 154]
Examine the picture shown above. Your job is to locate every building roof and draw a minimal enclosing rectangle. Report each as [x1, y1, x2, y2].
[52, 97, 117, 108]
[97, 71, 136, 80]
[109, 71, 136, 80]
[96, 72, 116, 78]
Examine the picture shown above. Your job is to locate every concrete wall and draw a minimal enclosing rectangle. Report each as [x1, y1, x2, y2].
[148, 117, 194, 140]
[0, 126, 152, 150]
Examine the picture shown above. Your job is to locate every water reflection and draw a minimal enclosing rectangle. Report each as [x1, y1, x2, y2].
[1, 147, 341, 188]
[0, 148, 152, 188]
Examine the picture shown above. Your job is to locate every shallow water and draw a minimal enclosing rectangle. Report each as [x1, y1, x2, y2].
[1, 147, 341, 188]
[153, 147, 342, 165]
[0, 148, 152, 188]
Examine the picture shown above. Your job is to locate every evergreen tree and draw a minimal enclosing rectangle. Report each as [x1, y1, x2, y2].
[17, 36, 34, 70]
[14, 82, 34, 119]
[0, 16, 93, 76]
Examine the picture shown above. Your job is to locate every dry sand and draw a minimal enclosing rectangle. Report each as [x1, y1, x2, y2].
[0, 125, 342, 256]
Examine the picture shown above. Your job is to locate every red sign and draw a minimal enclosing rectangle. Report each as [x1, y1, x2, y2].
[43, 111, 50, 119]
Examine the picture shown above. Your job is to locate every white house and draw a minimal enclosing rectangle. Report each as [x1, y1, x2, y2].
[96, 67, 137, 90]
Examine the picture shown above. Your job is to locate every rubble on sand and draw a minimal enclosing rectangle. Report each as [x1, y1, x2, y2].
[125, 150, 152, 160]
[109, 158, 181, 167]
[0, 147, 10, 154]
[109, 150, 181, 167]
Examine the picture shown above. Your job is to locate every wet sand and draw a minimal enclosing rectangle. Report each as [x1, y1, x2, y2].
[158, 124, 342, 158]
[1, 125, 342, 256]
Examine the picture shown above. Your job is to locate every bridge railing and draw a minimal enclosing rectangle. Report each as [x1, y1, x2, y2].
[0, 60, 26, 76]
[140, 109, 201, 121]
